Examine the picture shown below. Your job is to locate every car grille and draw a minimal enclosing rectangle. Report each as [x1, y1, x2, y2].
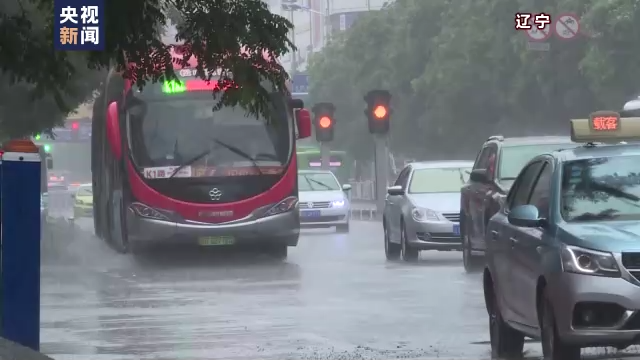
[442, 213, 460, 222]
[299, 201, 331, 209]
[621, 252, 640, 282]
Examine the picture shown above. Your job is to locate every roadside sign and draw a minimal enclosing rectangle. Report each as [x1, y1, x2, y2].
[527, 42, 550, 51]
[525, 21, 551, 42]
[292, 73, 309, 96]
[554, 13, 579, 40]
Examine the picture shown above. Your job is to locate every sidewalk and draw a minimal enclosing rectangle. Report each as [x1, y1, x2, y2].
[0, 337, 53, 360]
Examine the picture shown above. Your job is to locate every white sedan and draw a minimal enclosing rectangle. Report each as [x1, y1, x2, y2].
[298, 170, 351, 233]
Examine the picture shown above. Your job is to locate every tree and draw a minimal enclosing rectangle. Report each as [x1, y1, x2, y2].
[0, 0, 294, 135]
[308, 0, 640, 161]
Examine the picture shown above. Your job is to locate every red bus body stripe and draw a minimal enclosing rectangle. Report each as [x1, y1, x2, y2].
[125, 155, 297, 223]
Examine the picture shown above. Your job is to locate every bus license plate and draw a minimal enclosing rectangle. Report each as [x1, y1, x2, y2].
[452, 224, 460, 236]
[301, 210, 321, 217]
[198, 236, 235, 246]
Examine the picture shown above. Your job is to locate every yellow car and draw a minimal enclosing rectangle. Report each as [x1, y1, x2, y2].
[72, 183, 93, 218]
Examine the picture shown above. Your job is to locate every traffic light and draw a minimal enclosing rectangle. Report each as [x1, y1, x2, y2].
[364, 89, 392, 134]
[312, 102, 336, 142]
[71, 121, 79, 140]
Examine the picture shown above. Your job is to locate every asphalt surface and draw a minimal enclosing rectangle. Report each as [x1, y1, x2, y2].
[40, 192, 640, 360]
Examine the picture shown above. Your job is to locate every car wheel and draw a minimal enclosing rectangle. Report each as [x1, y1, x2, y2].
[540, 289, 580, 360]
[488, 287, 524, 358]
[265, 244, 288, 261]
[384, 221, 400, 260]
[336, 223, 350, 233]
[400, 222, 419, 262]
[462, 230, 483, 273]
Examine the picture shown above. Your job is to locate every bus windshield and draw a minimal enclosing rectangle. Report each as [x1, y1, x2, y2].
[127, 78, 292, 179]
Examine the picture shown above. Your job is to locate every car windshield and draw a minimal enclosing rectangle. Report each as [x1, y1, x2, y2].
[561, 155, 640, 221]
[127, 77, 291, 179]
[77, 186, 92, 196]
[408, 167, 471, 193]
[499, 143, 573, 180]
[298, 172, 341, 191]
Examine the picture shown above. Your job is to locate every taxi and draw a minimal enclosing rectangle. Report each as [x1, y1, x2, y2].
[483, 111, 640, 360]
[72, 183, 93, 218]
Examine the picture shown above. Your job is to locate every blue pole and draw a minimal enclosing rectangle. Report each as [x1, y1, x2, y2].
[0, 149, 41, 350]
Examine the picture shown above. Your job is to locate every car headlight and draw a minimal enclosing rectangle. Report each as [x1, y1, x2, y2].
[264, 196, 298, 217]
[129, 202, 170, 221]
[561, 245, 620, 277]
[331, 199, 345, 207]
[411, 207, 440, 222]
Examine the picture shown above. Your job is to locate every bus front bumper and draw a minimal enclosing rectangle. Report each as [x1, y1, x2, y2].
[126, 209, 300, 246]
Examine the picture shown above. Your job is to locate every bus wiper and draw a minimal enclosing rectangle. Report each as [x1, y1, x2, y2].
[211, 139, 263, 175]
[169, 148, 213, 178]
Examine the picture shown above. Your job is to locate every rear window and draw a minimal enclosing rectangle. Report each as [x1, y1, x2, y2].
[499, 143, 573, 180]
[77, 187, 92, 196]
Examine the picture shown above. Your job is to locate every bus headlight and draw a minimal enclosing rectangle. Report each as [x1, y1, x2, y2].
[130, 202, 170, 221]
[264, 197, 298, 217]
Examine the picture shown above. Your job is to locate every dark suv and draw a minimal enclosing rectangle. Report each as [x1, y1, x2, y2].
[459, 135, 576, 272]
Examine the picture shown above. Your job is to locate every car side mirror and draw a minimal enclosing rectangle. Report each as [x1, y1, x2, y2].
[342, 184, 352, 191]
[508, 205, 543, 227]
[470, 169, 489, 183]
[295, 108, 312, 139]
[106, 101, 122, 160]
[387, 185, 404, 196]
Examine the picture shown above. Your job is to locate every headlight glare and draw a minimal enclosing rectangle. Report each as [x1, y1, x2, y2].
[332, 200, 345, 207]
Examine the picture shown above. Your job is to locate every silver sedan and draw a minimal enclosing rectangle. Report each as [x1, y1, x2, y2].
[383, 160, 473, 261]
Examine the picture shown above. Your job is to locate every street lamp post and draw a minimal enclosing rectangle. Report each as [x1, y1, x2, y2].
[282, 0, 326, 74]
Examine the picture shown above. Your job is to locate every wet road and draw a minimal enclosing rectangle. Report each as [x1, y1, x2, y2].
[40, 217, 638, 360]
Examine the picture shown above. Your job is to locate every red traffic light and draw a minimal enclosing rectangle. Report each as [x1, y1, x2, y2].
[373, 105, 388, 119]
[319, 116, 332, 128]
[71, 122, 79, 130]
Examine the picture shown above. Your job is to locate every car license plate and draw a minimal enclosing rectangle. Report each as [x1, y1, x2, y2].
[452, 224, 460, 236]
[301, 210, 321, 217]
[198, 236, 235, 246]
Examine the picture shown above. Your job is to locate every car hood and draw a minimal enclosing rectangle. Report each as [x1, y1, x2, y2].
[561, 221, 640, 252]
[408, 192, 460, 213]
[299, 190, 346, 203]
[76, 195, 93, 204]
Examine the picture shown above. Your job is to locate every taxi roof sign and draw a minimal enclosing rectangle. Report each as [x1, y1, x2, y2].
[571, 111, 640, 143]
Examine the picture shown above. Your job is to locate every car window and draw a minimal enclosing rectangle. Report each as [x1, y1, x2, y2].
[561, 155, 640, 221]
[473, 146, 492, 170]
[77, 186, 92, 196]
[499, 143, 572, 180]
[408, 167, 471, 193]
[394, 167, 411, 187]
[298, 172, 341, 191]
[510, 161, 543, 209]
[528, 163, 552, 218]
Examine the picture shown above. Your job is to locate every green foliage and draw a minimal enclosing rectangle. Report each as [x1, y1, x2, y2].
[308, 0, 640, 161]
[0, 0, 294, 138]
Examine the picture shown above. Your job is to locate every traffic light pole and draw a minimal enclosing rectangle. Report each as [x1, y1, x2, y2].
[320, 142, 330, 170]
[374, 134, 388, 219]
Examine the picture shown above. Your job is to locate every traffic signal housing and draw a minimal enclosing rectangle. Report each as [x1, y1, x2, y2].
[312, 102, 336, 142]
[364, 90, 392, 134]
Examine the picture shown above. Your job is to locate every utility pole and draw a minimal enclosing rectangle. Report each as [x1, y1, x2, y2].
[364, 90, 392, 219]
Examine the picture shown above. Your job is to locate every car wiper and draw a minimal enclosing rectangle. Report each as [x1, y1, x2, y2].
[591, 182, 640, 202]
[571, 209, 620, 221]
[307, 177, 332, 190]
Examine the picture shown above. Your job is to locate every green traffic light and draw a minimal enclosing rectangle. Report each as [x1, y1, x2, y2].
[43, 144, 51, 152]
[34, 134, 41, 140]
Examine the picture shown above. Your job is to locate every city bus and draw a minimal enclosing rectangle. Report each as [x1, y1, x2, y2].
[91, 46, 312, 258]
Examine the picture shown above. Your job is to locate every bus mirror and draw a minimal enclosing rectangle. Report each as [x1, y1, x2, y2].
[289, 98, 304, 108]
[46, 157, 53, 170]
[106, 101, 122, 160]
[295, 109, 311, 139]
